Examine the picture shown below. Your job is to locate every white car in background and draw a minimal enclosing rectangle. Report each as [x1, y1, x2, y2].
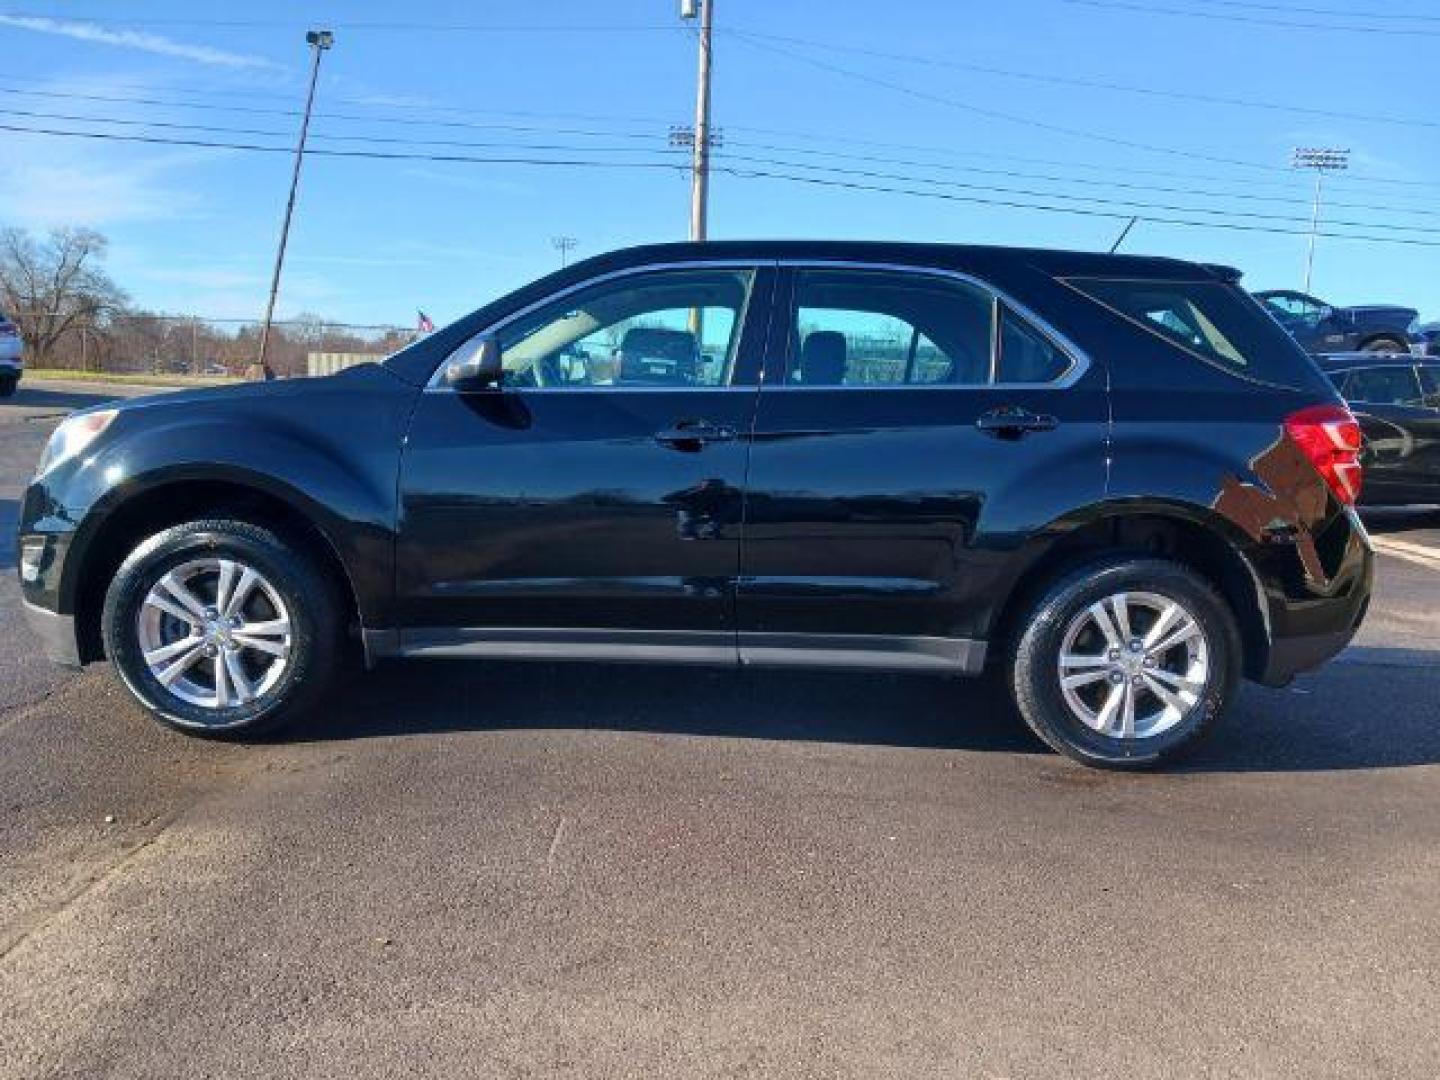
[0, 312, 22, 396]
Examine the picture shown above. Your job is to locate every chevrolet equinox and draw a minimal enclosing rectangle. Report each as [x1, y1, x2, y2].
[17, 242, 1374, 768]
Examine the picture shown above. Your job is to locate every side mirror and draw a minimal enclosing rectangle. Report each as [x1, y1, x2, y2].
[445, 334, 503, 389]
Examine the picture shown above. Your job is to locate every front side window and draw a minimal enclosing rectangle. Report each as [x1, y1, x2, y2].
[1260, 291, 1325, 323]
[1343, 366, 1425, 406]
[471, 267, 752, 389]
[784, 268, 1067, 387]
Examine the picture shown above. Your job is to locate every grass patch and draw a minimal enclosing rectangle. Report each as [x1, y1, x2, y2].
[24, 368, 241, 387]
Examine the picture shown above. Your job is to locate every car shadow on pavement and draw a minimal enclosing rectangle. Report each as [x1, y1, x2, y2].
[1362, 507, 1440, 535]
[289, 662, 1047, 755]
[2, 386, 123, 412]
[1181, 647, 1440, 773]
[284, 647, 1440, 772]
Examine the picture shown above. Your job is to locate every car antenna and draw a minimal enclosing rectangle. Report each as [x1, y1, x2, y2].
[1108, 216, 1139, 255]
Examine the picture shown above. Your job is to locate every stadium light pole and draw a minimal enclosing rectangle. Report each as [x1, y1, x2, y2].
[681, 0, 713, 243]
[1292, 147, 1349, 294]
[551, 236, 578, 268]
[257, 29, 334, 374]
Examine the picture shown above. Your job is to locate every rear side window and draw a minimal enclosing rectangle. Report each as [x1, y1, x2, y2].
[1342, 366, 1424, 406]
[1068, 278, 1318, 387]
[783, 268, 1075, 387]
[997, 305, 1069, 383]
[789, 269, 994, 386]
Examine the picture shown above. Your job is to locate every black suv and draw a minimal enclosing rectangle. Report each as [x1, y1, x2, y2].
[1318, 352, 1440, 506]
[17, 243, 1374, 768]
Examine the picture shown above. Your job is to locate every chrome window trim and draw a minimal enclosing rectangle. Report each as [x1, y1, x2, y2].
[425, 256, 1094, 393]
[425, 258, 771, 392]
[771, 259, 1093, 391]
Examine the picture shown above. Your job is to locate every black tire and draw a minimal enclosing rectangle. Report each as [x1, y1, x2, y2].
[0, 375, 16, 397]
[1009, 557, 1241, 770]
[1360, 336, 1407, 354]
[101, 518, 345, 739]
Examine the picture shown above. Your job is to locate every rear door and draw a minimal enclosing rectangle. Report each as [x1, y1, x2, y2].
[396, 262, 773, 658]
[736, 263, 1109, 670]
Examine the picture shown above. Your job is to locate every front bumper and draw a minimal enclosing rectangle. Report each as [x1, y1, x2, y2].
[21, 599, 81, 667]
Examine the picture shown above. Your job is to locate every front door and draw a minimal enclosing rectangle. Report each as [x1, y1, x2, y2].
[396, 263, 772, 659]
[737, 264, 1109, 670]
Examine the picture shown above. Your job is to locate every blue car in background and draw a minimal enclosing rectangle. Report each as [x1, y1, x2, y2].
[1254, 289, 1420, 355]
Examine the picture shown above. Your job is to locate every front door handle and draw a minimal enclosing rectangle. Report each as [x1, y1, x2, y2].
[976, 407, 1060, 439]
[654, 419, 738, 451]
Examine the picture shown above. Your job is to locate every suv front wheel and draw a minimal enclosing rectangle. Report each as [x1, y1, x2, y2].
[1009, 557, 1241, 769]
[102, 518, 345, 738]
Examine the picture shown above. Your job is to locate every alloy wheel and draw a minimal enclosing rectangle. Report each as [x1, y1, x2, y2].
[135, 557, 293, 712]
[1055, 590, 1211, 740]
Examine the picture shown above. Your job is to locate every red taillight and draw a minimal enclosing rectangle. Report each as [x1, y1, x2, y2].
[1285, 403, 1363, 506]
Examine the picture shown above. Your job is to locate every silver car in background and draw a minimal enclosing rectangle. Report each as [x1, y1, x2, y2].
[0, 312, 22, 396]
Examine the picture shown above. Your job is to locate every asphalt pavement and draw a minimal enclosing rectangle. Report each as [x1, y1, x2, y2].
[2, 380, 1438, 1079]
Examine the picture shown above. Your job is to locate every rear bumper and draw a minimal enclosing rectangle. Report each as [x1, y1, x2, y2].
[21, 599, 81, 668]
[1259, 625, 1360, 687]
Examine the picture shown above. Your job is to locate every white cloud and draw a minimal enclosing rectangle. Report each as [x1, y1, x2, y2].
[0, 15, 281, 71]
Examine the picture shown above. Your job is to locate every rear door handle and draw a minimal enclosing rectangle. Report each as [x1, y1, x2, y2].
[654, 419, 738, 451]
[976, 407, 1060, 439]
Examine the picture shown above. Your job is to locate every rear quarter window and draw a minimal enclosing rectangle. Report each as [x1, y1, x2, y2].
[1066, 277, 1327, 390]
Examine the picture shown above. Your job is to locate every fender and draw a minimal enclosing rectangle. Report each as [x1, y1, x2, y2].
[52, 374, 414, 629]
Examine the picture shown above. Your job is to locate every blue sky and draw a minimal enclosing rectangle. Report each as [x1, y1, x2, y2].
[1, 0, 1437, 330]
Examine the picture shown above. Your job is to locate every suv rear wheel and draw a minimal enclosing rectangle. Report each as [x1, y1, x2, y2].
[1009, 557, 1241, 769]
[101, 519, 344, 738]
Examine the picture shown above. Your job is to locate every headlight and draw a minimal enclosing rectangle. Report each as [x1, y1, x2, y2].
[35, 409, 117, 475]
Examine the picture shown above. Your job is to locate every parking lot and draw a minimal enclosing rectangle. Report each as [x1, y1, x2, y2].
[2, 383, 1438, 1078]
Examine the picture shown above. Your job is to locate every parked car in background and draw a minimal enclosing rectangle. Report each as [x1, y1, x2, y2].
[1410, 320, 1440, 357]
[0, 312, 22, 396]
[1319, 352, 1440, 507]
[17, 242, 1374, 769]
[1254, 289, 1419, 354]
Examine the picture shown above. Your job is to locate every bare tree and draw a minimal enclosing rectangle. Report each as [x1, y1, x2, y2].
[0, 227, 127, 368]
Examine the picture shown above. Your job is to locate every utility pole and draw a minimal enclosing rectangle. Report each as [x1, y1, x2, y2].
[551, 236, 578, 268]
[1292, 147, 1349, 294]
[257, 29, 333, 374]
[681, 0, 713, 242]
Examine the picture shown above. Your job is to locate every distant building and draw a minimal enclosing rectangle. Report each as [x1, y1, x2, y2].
[307, 351, 385, 377]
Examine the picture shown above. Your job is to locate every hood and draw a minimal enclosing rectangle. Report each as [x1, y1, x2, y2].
[99, 363, 395, 417]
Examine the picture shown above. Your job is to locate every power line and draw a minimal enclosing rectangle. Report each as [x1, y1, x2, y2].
[4, 75, 1437, 197]
[0, 12, 684, 33]
[6, 118, 1440, 249]
[7, 101, 1439, 230]
[1190, 0, 1440, 20]
[722, 26, 1439, 131]
[0, 105, 690, 158]
[713, 151, 1440, 235]
[720, 164, 1440, 248]
[1055, 0, 1440, 36]
[727, 30, 1292, 175]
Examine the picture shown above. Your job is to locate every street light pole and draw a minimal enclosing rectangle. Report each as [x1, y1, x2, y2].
[257, 29, 333, 374]
[682, 0, 713, 242]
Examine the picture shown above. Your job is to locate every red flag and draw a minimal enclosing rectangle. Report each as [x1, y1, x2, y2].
[417, 310, 435, 333]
